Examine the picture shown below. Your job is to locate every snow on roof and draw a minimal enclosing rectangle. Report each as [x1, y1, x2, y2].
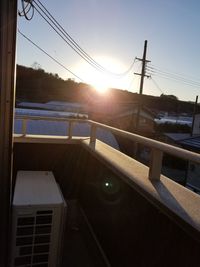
[14, 108, 119, 150]
[155, 116, 192, 126]
[47, 101, 87, 108]
[18, 101, 88, 112]
[15, 108, 87, 118]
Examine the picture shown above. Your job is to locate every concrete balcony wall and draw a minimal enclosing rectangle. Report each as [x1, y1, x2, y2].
[13, 142, 200, 267]
[79, 152, 200, 267]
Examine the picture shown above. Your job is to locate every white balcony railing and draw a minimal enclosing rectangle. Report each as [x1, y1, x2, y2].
[15, 115, 200, 182]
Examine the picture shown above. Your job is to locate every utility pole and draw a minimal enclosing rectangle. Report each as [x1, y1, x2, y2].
[131, 40, 150, 158]
[191, 95, 199, 136]
[134, 40, 150, 131]
[135, 40, 150, 95]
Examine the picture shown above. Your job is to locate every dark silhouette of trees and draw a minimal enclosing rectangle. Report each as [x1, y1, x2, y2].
[16, 65, 93, 103]
[16, 65, 199, 115]
[160, 93, 179, 100]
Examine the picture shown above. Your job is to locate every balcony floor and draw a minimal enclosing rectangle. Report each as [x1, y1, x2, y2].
[61, 200, 109, 267]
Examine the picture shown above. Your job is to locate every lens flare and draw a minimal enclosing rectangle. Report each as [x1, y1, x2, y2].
[73, 55, 131, 93]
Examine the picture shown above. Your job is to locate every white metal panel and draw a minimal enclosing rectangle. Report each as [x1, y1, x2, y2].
[13, 171, 63, 206]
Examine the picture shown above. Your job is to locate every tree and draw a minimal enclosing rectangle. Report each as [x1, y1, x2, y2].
[31, 61, 42, 70]
[160, 94, 178, 100]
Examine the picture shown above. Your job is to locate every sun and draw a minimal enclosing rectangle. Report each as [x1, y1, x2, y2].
[73, 55, 130, 93]
[90, 71, 112, 94]
[93, 81, 109, 94]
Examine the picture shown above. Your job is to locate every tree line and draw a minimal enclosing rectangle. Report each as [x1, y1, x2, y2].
[16, 64, 199, 115]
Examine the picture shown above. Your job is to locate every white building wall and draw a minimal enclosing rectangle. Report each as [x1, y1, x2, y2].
[193, 114, 200, 135]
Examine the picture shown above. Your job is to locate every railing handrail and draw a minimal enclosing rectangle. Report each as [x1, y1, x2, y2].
[88, 120, 200, 164]
[15, 115, 200, 181]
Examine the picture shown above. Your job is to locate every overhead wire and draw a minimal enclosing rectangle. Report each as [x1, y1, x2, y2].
[32, 0, 107, 74]
[34, 0, 134, 76]
[18, 0, 34, 20]
[30, 0, 136, 77]
[18, 29, 84, 82]
[127, 61, 141, 91]
[150, 78, 164, 94]
[147, 66, 200, 86]
[19, 1, 199, 93]
[149, 64, 200, 82]
[147, 65, 200, 88]
[148, 71, 200, 88]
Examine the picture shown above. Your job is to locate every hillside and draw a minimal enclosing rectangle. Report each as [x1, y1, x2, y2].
[16, 65, 199, 114]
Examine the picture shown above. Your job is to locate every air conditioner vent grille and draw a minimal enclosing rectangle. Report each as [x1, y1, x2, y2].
[14, 211, 52, 266]
[32, 253, 48, 263]
[16, 236, 33, 246]
[14, 255, 31, 266]
[11, 171, 67, 267]
[19, 246, 32, 255]
[32, 264, 48, 267]
[17, 217, 35, 226]
[34, 235, 51, 244]
[17, 226, 34, 236]
[33, 244, 50, 254]
[37, 210, 53, 215]
[35, 225, 52, 235]
[36, 215, 52, 225]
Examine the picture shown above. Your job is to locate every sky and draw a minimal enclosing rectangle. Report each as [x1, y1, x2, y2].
[17, 0, 200, 102]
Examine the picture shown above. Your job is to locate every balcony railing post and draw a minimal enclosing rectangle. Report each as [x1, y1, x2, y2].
[149, 148, 163, 180]
[90, 124, 96, 147]
[22, 119, 27, 136]
[68, 121, 73, 139]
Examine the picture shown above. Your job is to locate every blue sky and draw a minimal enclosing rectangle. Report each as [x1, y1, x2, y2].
[17, 0, 200, 101]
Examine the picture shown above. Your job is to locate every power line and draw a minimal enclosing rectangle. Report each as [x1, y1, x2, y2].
[18, 29, 84, 82]
[18, 0, 34, 20]
[150, 78, 164, 94]
[148, 71, 200, 88]
[30, 0, 136, 77]
[147, 65, 200, 87]
[34, 0, 133, 76]
[147, 66, 200, 86]
[150, 64, 200, 82]
[32, 3, 105, 74]
[127, 61, 141, 91]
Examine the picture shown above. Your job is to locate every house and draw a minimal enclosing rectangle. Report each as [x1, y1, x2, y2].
[164, 113, 200, 191]
[89, 101, 155, 137]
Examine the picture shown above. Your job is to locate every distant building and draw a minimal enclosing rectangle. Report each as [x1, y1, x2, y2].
[110, 107, 155, 137]
[89, 101, 155, 137]
[192, 113, 200, 135]
[164, 113, 200, 192]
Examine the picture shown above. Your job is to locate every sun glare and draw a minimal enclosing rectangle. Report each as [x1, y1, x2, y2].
[73, 55, 132, 94]
[93, 82, 109, 94]
[90, 71, 112, 94]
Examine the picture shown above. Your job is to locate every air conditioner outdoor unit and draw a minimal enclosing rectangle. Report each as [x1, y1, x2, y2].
[10, 171, 66, 267]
